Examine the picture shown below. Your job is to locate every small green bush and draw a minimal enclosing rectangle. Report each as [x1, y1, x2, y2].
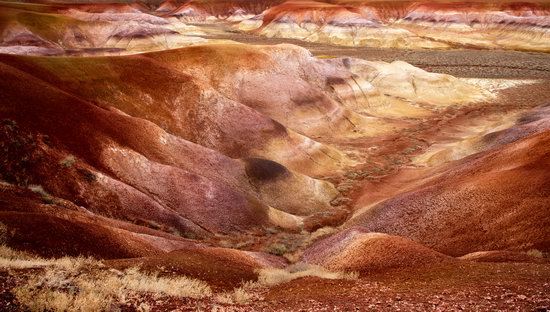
[266, 243, 288, 256]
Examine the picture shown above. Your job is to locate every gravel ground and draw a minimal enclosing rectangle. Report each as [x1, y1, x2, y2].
[197, 23, 550, 79]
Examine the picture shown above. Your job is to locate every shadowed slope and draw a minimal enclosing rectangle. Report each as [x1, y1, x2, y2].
[0, 64, 279, 235]
[0, 183, 201, 258]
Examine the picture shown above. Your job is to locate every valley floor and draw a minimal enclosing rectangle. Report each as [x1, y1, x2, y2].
[197, 22, 550, 79]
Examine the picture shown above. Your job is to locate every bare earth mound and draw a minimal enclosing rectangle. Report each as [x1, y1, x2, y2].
[460, 250, 549, 264]
[303, 227, 453, 273]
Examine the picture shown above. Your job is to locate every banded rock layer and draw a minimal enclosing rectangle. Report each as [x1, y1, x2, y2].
[238, 0, 550, 51]
[0, 1, 206, 56]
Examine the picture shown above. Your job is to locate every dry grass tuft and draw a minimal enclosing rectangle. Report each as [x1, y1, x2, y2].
[215, 280, 264, 305]
[257, 262, 358, 287]
[0, 244, 99, 270]
[13, 265, 212, 312]
[215, 287, 255, 305]
[0, 244, 56, 269]
[112, 267, 212, 298]
[28, 184, 55, 204]
[0, 245, 212, 311]
[12, 257, 111, 312]
[526, 249, 546, 258]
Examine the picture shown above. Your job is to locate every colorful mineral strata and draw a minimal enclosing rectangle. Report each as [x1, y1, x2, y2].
[0, 0, 549, 310]
[238, 1, 550, 51]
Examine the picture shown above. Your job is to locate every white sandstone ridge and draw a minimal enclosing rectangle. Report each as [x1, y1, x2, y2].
[0, 3, 207, 56]
[321, 56, 490, 120]
[397, 5, 550, 51]
[237, 1, 550, 51]
[162, 3, 262, 23]
[413, 103, 550, 167]
[165, 4, 217, 22]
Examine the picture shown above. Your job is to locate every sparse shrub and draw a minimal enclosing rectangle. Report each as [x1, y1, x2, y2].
[59, 155, 76, 168]
[280, 227, 338, 263]
[526, 249, 545, 258]
[403, 145, 421, 155]
[145, 220, 162, 230]
[182, 231, 198, 240]
[0, 222, 8, 245]
[344, 172, 359, 179]
[266, 243, 288, 256]
[330, 196, 352, 206]
[170, 227, 183, 237]
[283, 251, 302, 263]
[2, 119, 17, 131]
[78, 168, 97, 183]
[392, 158, 404, 165]
[305, 227, 338, 246]
[219, 238, 254, 250]
[29, 185, 54, 203]
[215, 281, 263, 305]
[28, 184, 55, 204]
[218, 240, 235, 249]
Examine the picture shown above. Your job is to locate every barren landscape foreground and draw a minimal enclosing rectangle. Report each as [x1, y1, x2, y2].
[0, 0, 549, 311]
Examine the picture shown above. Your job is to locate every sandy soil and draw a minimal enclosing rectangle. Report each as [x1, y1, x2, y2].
[259, 263, 550, 311]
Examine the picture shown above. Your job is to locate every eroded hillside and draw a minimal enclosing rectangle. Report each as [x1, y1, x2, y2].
[0, 1, 549, 311]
